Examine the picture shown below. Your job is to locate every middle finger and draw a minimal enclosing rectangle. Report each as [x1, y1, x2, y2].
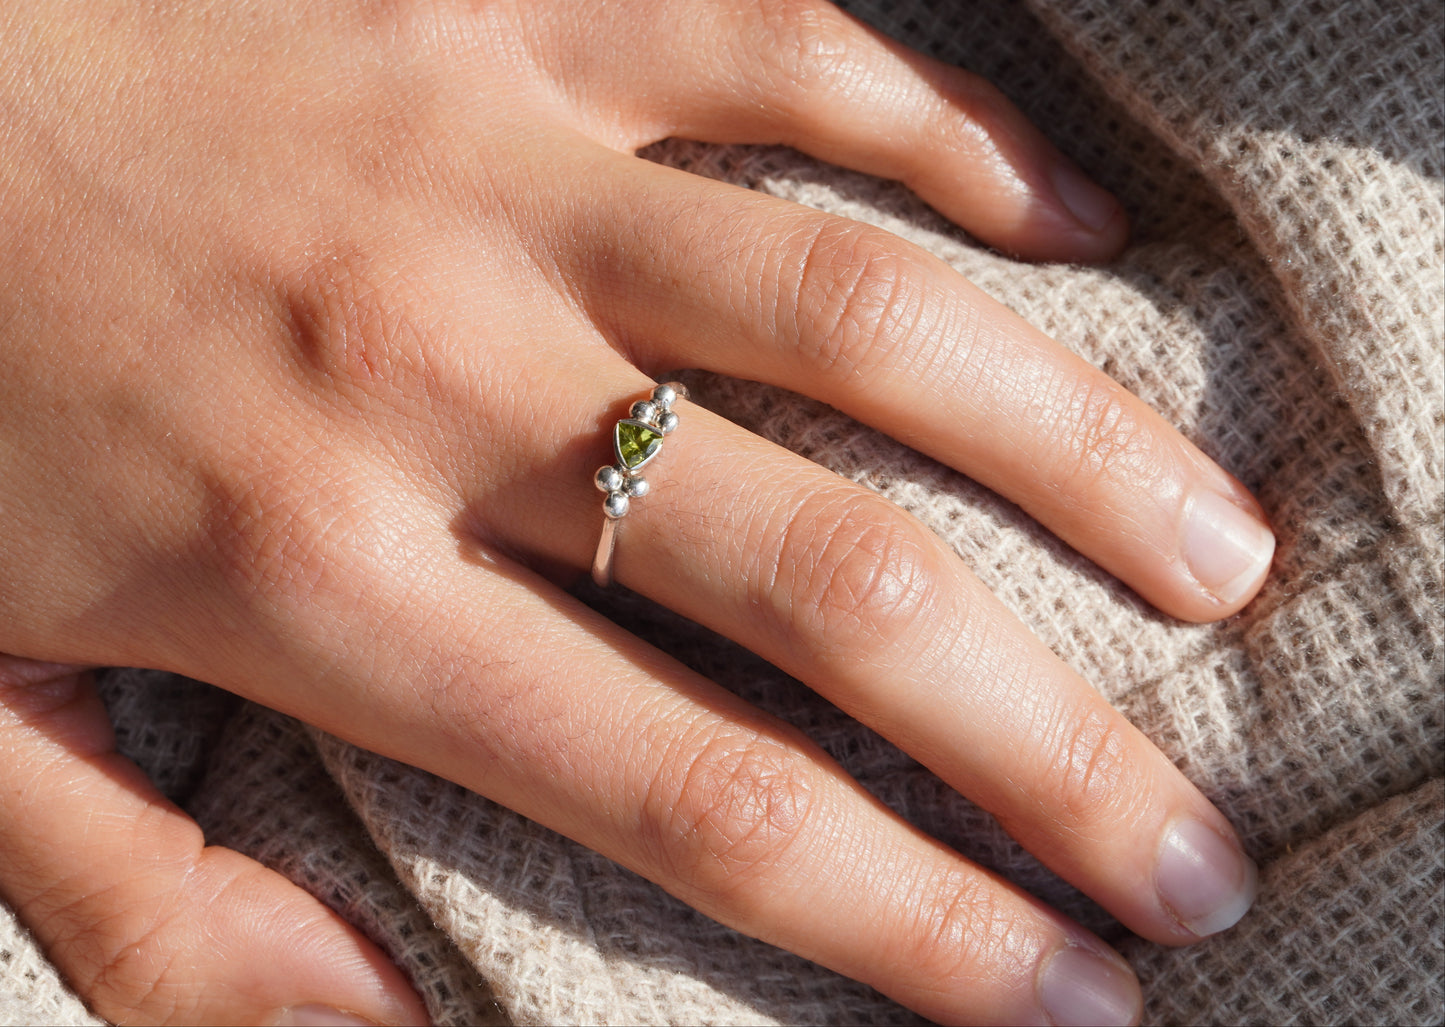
[552, 151, 1274, 624]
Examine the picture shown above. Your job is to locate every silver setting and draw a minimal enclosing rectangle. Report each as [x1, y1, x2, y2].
[592, 380, 687, 587]
[595, 465, 624, 493]
[603, 492, 630, 519]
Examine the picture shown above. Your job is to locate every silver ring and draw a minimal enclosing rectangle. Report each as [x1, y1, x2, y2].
[592, 381, 686, 587]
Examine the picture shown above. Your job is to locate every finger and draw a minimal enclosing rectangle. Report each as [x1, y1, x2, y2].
[199, 527, 1143, 1027]
[536, 0, 1126, 261]
[0, 657, 428, 1027]
[557, 153, 1273, 622]
[483, 377, 1258, 954]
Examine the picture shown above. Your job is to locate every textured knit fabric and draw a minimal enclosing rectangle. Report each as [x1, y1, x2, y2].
[2, 0, 1442, 1024]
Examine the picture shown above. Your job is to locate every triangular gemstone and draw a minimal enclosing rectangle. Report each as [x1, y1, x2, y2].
[615, 419, 663, 470]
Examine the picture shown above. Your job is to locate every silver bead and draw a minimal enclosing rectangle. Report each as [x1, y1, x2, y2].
[623, 475, 650, 498]
[603, 492, 630, 519]
[630, 400, 658, 423]
[595, 465, 624, 493]
[658, 411, 680, 435]
[651, 383, 677, 408]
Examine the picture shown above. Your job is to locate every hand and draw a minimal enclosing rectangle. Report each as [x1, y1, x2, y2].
[0, 1, 1272, 1024]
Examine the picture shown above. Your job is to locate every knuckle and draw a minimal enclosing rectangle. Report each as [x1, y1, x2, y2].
[932, 69, 1023, 154]
[645, 725, 815, 910]
[1038, 702, 1140, 830]
[277, 247, 432, 403]
[768, 488, 937, 665]
[83, 927, 181, 1023]
[899, 871, 1004, 989]
[200, 455, 357, 622]
[747, 0, 851, 105]
[1045, 378, 1154, 497]
[792, 221, 927, 387]
[43, 872, 188, 1022]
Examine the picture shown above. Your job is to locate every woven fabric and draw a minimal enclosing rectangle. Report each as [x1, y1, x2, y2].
[2, 0, 1441, 1024]
[1124, 777, 1445, 1026]
[0, 922, 100, 1027]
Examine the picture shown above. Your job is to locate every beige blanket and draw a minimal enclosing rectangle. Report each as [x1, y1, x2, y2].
[3, 0, 1441, 1023]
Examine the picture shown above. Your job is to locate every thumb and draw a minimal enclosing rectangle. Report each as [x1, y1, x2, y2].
[0, 656, 429, 1026]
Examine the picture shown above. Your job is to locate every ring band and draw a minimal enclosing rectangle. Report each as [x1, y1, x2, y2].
[592, 381, 686, 587]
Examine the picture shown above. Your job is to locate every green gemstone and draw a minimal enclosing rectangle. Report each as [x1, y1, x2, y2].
[615, 419, 663, 470]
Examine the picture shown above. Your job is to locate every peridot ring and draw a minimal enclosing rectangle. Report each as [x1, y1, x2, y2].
[592, 382, 685, 587]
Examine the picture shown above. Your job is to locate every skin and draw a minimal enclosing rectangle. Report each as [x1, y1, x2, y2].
[0, 1, 1273, 1024]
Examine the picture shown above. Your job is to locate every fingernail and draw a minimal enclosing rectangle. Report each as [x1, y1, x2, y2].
[1049, 161, 1120, 233]
[1156, 818, 1259, 937]
[1182, 488, 1275, 604]
[273, 1005, 379, 1027]
[1038, 945, 1141, 1027]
